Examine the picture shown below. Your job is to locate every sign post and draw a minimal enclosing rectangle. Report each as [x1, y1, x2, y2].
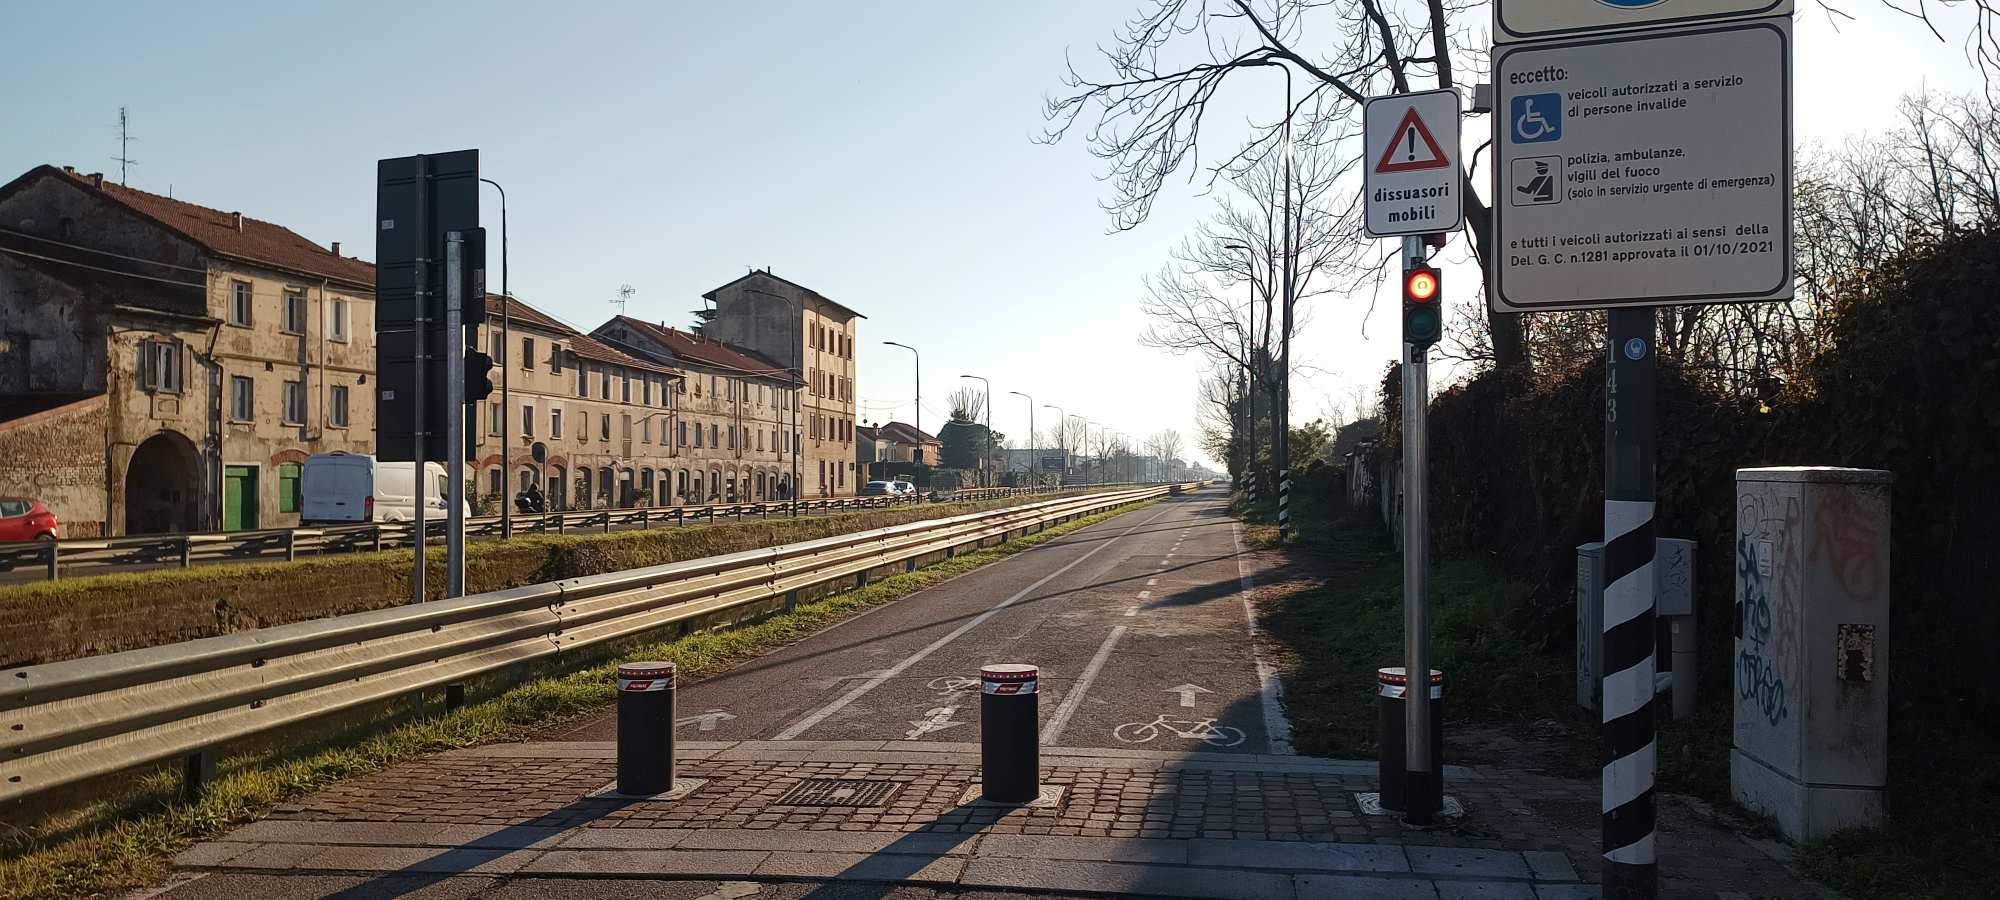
[1488, 2, 1792, 895]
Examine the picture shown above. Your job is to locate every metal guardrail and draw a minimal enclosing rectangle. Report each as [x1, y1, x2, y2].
[0, 485, 1133, 582]
[0, 483, 1199, 803]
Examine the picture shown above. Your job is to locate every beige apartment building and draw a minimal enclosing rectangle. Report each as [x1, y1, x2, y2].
[698, 270, 861, 498]
[0, 165, 374, 535]
[593, 315, 800, 502]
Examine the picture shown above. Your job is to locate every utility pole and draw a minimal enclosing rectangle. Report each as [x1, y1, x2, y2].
[114, 107, 137, 185]
[481, 178, 510, 533]
[1275, 64, 1296, 542]
[444, 232, 467, 598]
[1011, 391, 1034, 490]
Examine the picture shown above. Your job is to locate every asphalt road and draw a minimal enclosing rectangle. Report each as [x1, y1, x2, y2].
[554, 488, 1289, 755]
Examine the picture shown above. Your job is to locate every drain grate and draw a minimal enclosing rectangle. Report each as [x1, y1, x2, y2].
[776, 778, 902, 807]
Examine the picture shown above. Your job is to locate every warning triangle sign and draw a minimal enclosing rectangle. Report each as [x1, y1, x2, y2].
[1375, 107, 1451, 174]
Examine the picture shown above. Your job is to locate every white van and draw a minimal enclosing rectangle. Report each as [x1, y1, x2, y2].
[300, 452, 463, 524]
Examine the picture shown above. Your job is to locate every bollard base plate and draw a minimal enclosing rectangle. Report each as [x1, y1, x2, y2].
[1355, 791, 1464, 820]
[958, 784, 1066, 809]
[587, 777, 708, 802]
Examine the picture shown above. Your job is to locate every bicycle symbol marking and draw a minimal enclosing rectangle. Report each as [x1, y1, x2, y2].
[1113, 714, 1247, 748]
[1509, 93, 1563, 144]
[925, 675, 980, 697]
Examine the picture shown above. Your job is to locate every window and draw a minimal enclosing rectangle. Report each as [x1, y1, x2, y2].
[278, 463, 302, 514]
[551, 345, 563, 374]
[709, 423, 718, 447]
[757, 429, 764, 451]
[577, 361, 589, 397]
[489, 468, 502, 495]
[138, 338, 181, 393]
[521, 337, 534, 370]
[642, 417, 651, 443]
[229, 376, 253, 421]
[710, 374, 718, 396]
[489, 401, 503, 435]
[694, 422, 703, 448]
[728, 379, 736, 400]
[330, 385, 350, 427]
[679, 421, 688, 446]
[551, 408, 564, 439]
[329, 297, 349, 342]
[600, 413, 611, 440]
[522, 404, 534, 437]
[229, 281, 252, 326]
[621, 373, 631, 403]
[600, 371, 610, 400]
[490, 330, 505, 365]
[622, 414, 632, 440]
[282, 289, 306, 335]
[643, 377, 652, 406]
[728, 424, 737, 450]
[281, 380, 305, 424]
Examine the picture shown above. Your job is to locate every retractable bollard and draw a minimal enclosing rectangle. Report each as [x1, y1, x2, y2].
[1376, 667, 1444, 814]
[616, 661, 677, 795]
[980, 664, 1040, 803]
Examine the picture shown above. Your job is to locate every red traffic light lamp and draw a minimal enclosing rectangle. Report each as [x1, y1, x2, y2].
[1402, 264, 1443, 347]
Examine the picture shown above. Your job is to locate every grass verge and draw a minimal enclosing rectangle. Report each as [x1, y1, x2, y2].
[0, 498, 1158, 900]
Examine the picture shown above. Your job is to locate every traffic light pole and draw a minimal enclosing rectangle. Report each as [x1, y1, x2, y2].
[1399, 233, 1437, 825]
[444, 232, 466, 598]
[408, 159, 430, 607]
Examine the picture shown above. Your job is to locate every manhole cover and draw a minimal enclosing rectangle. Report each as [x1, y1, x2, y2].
[776, 778, 901, 807]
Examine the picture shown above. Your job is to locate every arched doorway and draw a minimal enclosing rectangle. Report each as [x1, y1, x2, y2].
[125, 431, 200, 535]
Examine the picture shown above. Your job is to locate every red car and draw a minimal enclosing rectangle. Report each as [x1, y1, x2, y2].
[0, 497, 58, 542]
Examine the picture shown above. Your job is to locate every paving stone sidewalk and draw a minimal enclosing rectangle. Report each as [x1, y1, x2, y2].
[177, 741, 1826, 900]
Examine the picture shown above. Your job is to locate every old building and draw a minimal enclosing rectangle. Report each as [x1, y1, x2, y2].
[592, 315, 799, 502]
[697, 270, 861, 498]
[0, 165, 373, 535]
[466, 296, 685, 511]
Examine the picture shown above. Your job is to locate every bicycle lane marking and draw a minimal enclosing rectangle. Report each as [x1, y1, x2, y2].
[1232, 521, 1295, 755]
[770, 504, 1176, 741]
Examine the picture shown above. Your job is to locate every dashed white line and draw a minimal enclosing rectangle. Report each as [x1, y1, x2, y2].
[1146, 578, 1158, 586]
[1041, 624, 1128, 745]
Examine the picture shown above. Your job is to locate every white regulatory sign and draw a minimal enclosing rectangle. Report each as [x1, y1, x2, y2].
[1495, 0, 1792, 44]
[1363, 89, 1463, 238]
[1491, 17, 1792, 313]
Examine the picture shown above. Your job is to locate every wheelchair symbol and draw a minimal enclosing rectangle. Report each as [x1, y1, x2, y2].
[1510, 93, 1562, 144]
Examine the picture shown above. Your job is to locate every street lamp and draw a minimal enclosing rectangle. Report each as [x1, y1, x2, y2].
[882, 341, 920, 437]
[1042, 404, 1066, 487]
[1010, 391, 1035, 490]
[1223, 241, 1255, 491]
[960, 374, 991, 487]
[480, 178, 510, 536]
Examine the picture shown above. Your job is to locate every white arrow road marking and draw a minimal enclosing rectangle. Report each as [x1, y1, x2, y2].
[905, 705, 966, 739]
[1166, 683, 1215, 708]
[676, 709, 738, 732]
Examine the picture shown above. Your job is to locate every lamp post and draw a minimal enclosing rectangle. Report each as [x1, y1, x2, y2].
[1223, 240, 1254, 492]
[960, 374, 991, 487]
[1011, 391, 1035, 490]
[883, 341, 920, 437]
[1043, 404, 1066, 486]
[479, 177, 510, 537]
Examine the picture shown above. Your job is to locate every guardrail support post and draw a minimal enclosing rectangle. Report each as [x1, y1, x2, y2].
[179, 536, 193, 568]
[905, 557, 918, 573]
[44, 542, 58, 581]
[856, 570, 870, 590]
[285, 531, 297, 562]
[445, 683, 466, 712]
[371, 526, 383, 553]
[616, 661, 677, 795]
[641, 510, 651, 530]
[784, 589, 800, 613]
[980, 664, 1040, 803]
[182, 749, 216, 803]
[602, 514, 611, 535]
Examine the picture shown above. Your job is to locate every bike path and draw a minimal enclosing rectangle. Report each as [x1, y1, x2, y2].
[552, 488, 1286, 753]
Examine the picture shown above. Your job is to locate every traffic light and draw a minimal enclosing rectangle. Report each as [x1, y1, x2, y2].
[464, 350, 495, 402]
[1402, 263, 1442, 347]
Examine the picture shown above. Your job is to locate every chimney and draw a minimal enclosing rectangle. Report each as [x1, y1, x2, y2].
[231, 212, 243, 231]
[62, 165, 76, 175]
[330, 241, 341, 256]
[89, 173, 105, 189]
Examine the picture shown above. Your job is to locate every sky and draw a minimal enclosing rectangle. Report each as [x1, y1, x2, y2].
[1, 1, 1983, 468]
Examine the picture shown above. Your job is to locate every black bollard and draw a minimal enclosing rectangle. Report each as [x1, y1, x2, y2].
[616, 661, 678, 795]
[980, 664, 1040, 804]
[1376, 667, 1444, 814]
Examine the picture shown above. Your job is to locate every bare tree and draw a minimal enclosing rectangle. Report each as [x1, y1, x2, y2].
[946, 385, 986, 423]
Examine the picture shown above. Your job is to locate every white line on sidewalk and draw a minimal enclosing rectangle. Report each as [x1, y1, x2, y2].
[1040, 624, 1128, 745]
[1232, 522, 1295, 755]
[771, 507, 1173, 741]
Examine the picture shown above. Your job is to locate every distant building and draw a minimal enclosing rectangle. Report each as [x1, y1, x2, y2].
[0, 165, 374, 535]
[699, 270, 861, 497]
[873, 421, 940, 465]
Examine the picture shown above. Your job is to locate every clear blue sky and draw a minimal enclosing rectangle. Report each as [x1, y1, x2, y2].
[1, 1, 1979, 466]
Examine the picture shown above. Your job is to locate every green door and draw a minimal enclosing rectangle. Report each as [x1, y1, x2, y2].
[223, 465, 259, 531]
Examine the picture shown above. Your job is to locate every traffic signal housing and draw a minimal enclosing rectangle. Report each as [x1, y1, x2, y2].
[1402, 263, 1442, 347]
[464, 350, 495, 402]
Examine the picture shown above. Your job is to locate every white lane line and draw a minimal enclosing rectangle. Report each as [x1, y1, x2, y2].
[1231, 521, 1295, 755]
[1137, 590, 1152, 599]
[1040, 624, 1128, 745]
[772, 507, 1172, 741]
[1146, 578, 1158, 586]
[1123, 606, 1138, 617]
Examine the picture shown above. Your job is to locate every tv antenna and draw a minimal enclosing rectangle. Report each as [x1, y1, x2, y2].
[612, 284, 635, 314]
[113, 107, 138, 185]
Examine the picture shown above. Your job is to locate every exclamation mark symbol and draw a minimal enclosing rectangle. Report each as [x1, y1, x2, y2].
[1406, 128, 1416, 162]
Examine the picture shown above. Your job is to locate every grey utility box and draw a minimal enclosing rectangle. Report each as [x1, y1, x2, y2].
[1731, 467, 1892, 842]
[1576, 537, 1694, 713]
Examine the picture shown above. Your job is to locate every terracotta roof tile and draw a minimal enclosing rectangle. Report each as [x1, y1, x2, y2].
[45, 166, 376, 288]
[605, 315, 789, 379]
[488, 296, 674, 376]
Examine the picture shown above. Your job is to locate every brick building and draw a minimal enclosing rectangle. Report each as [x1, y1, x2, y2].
[0, 166, 374, 535]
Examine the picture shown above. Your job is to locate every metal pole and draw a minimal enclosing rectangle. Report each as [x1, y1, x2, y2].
[410, 157, 429, 605]
[1013, 392, 1034, 490]
[445, 232, 466, 599]
[1276, 64, 1296, 542]
[1400, 234, 1436, 825]
[482, 178, 511, 540]
[1602, 307, 1658, 899]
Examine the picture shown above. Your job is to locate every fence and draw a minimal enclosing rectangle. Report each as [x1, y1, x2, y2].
[0, 483, 1199, 803]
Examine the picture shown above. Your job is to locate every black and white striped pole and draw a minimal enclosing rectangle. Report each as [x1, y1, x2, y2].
[1602, 308, 1658, 899]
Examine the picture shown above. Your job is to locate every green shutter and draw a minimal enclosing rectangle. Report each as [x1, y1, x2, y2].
[278, 463, 302, 514]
